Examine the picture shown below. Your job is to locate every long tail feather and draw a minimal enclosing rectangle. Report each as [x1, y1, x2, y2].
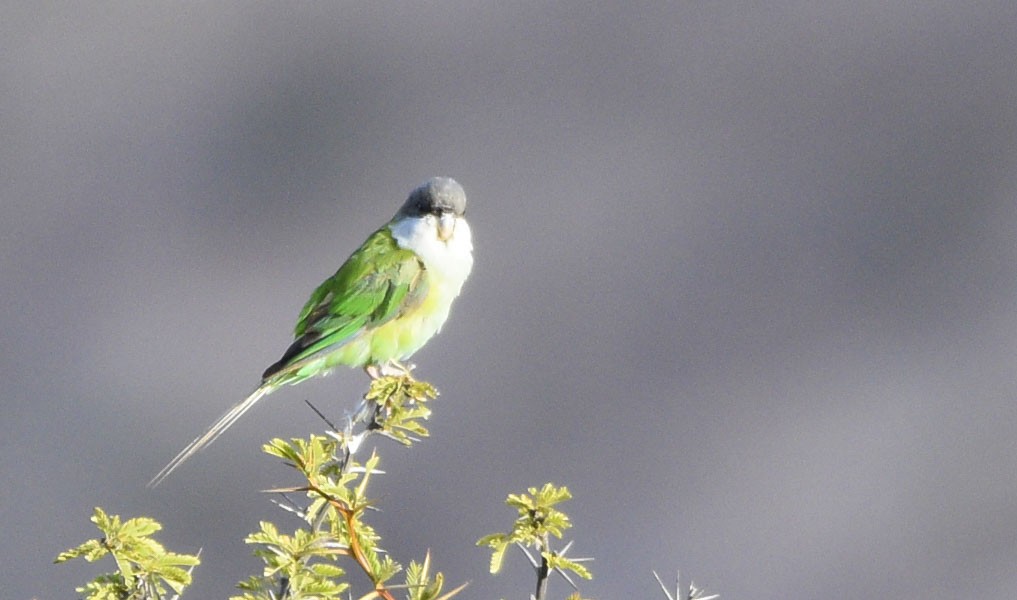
[147, 383, 276, 488]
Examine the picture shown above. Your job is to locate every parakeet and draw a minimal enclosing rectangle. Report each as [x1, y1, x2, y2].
[148, 177, 472, 487]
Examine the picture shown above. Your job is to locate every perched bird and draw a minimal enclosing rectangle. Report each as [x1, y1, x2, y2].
[149, 177, 473, 487]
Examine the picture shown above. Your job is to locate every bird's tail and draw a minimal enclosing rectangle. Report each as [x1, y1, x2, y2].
[147, 383, 276, 488]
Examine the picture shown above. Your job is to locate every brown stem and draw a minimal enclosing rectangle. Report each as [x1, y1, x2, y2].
[310, 484, 398, 600]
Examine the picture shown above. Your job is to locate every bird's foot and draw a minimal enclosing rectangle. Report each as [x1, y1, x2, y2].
[388, 360, 416, 377]
[364, 360, 416, 379]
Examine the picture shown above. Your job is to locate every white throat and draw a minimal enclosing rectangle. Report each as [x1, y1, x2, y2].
[389, 214, 474, 294]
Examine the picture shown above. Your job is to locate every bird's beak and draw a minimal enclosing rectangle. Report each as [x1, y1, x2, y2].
[437, 212, 456, 241]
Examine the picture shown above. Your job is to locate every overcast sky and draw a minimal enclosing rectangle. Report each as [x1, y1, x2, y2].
[4, 3, 1017, 599]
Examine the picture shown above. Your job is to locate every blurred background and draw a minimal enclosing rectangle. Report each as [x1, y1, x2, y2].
[4, 3, 1017, 599]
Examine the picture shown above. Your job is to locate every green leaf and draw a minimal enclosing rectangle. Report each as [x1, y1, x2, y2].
[545, 553, 592, 580]
[487, 541, 509, 574]
[118, 516, 161, 538]
[55, 539, 107, 563]
[479, 483, 594, 587]
[57, 507, 200, 599]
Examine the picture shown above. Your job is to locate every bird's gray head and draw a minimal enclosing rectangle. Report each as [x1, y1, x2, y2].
[397, 177, 467, 219]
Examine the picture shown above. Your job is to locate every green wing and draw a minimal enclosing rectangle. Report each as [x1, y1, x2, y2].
[262, 227, 426, 379]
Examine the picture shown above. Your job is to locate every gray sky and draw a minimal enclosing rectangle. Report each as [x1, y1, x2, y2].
[4, 3, 1017, 599]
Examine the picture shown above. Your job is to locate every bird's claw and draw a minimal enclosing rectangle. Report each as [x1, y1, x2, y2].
[365, 360, 416, 379]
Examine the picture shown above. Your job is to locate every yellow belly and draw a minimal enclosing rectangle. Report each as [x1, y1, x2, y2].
[365, 278, 457, 362]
